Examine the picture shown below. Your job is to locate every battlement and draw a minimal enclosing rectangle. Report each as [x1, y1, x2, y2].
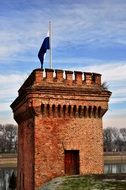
[19, 68, 101, 94]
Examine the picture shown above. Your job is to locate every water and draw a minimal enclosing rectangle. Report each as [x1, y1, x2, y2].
[0, 165, 126, 189]
[104, 163, 126, 174]
[0, 168, 16, 190]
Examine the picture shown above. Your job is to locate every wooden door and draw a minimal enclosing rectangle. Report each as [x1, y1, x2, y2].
[64, 150, 80, 175]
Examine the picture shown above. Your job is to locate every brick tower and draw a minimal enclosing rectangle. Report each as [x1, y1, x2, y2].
[11, 68, 111, 190]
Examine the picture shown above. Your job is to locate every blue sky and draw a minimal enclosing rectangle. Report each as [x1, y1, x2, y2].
[0, 0, 126, 128]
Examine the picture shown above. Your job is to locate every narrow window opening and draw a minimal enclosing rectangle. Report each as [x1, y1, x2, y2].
[41, 104, 44, 115]
[73, 105, 76, 117]
[63, 105, 66, 117]
[47, 104, 50, 116]
[52, 104, 55, 117]
[88, 106, 92, 118]
[58, 104, 61, 117]
[78, 106, 82, 117]
[68, 105, 71, 116]
[93, 106, 97, 118]
[83, 106, 87, 117]
[98, 106, 101, 118]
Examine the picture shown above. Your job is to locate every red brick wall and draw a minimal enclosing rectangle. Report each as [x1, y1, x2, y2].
[34, 117, 64, 188]
[17, 120, 34, 190]
[34, 116, 103, 189]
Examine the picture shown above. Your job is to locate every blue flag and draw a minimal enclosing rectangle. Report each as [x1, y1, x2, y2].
[38, 34, 50, 68]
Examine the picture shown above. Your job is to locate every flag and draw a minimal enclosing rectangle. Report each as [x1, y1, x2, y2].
[38, 32, 50, 68]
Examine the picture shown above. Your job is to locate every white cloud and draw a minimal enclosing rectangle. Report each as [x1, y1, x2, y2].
[0, 103, 11, 112]
[0, 0, 126, 60]
[0, 112, 16, 125]
[82, 63, 126, 82]
[70, 61, 126, 83]
[110, 97, 126, 104]
[0, 73, 28, 124]
[103, 106, 126, 128]
[110, 86, 126, 104]
[51, 2, 126, 48]
[0, 73, 27, 101]
[104, 113, 126, 128]
[104, 117, 126, 128]
[0, 74, 26, 85]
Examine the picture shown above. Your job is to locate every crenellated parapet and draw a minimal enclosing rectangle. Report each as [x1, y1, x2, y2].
[18, 68, 102, 95]
[11, 68, 111, 123]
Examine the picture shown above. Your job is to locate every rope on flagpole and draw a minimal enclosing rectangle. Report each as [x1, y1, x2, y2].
[49, 21, 52, 69]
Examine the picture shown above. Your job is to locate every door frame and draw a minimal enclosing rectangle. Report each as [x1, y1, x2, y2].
[64, 150, 80, 175]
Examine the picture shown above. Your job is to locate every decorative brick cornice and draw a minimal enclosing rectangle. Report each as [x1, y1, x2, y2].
[14, 104, 107, 123]
[40, 104, 107, 118]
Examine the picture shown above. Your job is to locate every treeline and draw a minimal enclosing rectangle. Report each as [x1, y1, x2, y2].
[0, 124, 126, 153]
[104, 127, 126, 152]
[0, 124, 17, 153]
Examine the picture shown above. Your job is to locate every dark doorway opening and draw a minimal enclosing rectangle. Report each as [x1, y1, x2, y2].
[64, 150, 80, 175]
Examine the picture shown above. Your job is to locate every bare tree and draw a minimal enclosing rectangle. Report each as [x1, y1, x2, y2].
[0, 124, 17, 153]
[111, 128, 122, 152]
[104, 128, 112, 152]
[0, 124, 6, 152]
[120, 128, 126, 141]
[120, 128, 126, 151]
[104, 127, 125, 152]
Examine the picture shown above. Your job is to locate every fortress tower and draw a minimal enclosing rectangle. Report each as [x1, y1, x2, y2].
[11, 68, 111, 190]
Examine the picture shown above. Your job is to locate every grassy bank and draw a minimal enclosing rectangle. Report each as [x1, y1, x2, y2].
[41, 174, 126, 190]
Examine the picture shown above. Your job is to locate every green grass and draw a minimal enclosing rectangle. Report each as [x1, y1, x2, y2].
[55, 175, 126, 190]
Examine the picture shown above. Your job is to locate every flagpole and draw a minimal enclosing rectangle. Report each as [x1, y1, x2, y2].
[49, 21, 52, 69]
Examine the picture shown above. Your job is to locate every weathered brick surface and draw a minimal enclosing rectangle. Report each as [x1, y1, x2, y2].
[17, 120, 34, 190]
[34, 117, 103, 188]
[11, 68, 111, 190]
